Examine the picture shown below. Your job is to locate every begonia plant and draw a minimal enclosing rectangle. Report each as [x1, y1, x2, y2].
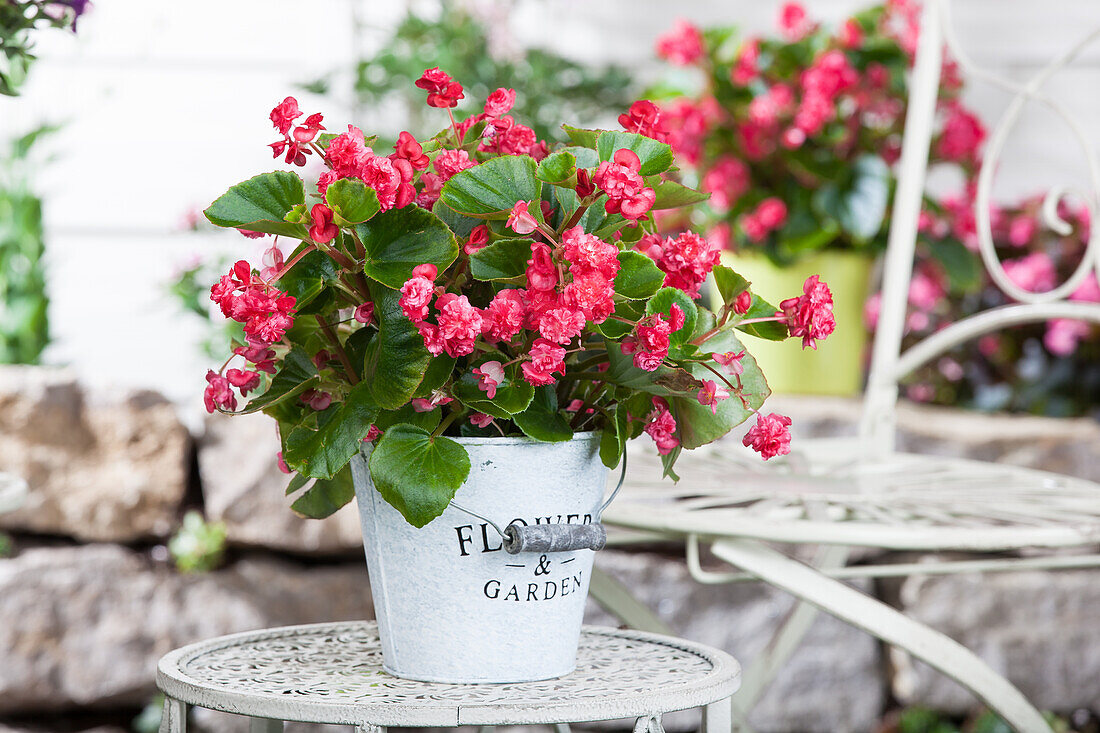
[201, 69, 835, 528]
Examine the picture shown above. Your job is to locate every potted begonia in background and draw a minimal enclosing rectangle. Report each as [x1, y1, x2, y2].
[200, 69, 834, 683]
[635, 0, 985, 395]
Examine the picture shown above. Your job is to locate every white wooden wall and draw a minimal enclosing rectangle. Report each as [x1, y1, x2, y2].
[2, 0, 1098, 420]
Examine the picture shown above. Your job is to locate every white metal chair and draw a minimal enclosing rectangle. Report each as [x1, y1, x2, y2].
[596, 2, 1100, 731]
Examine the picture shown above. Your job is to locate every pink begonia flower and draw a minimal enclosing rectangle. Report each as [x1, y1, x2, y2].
[392, 131, 429, 169]
[521, 338, 567, 386]
[713, 350, 745, 376]
[465, 225, 489, 255]
[734, 290, 753, 315]
[907, 384, 935, 403]
[838, 18, 863, 48]
[1071, 275, 1100, 303]
[435, 293, 483, 358]
[311, 350, 333, 369]
[525, 241, 559, 292]
[864, 292, 882, 330]
[618, 100, 670, 142]
[469, 413, 494, 428]
[639, 231, 720, 299]
[416, 171, 443, 208]
[779, 275, 836, 350]
[259, 244, 284, 281]
[203, 370, 237, 414]
[225, 368, 260, 396]
[480, 289, 527, 344]
[507, 200, 540, 235]
[593, 149, 656, 221]
[742, 412, 793, 460]
[644, 398, 679, 455]
[433, 148, 476, 182]
[412, 390, 453, 413]
[399, 275, 435, 321]
[1044, 318, 1091, 356]
[778, 2, 813, 41]
[908, 270, 945, 311]
[656, 20, 705, 66]
[484, 88, 517, 117]
[668, 304, 686, 332]
[564, 270, 615, 324]
[936, 103, 987, 163]
[292, 113, 325, 144]
[354, 302, 374, 324]
[411, 263, 437, 281]
[539, 307, 587, 345]
[696, 380, 731, 415]
[731, 38, 760, 86]
[270, 97, 301, 136]
[415, 67, 464, 108]
[300, 389, 332, 411]
[363, 425, 382, 443]
[309, 203, 338, 244]
[561, 226, 621, 280]
[1008, 216, 1036, 247]
[701, 157, 750, 211]
[1003, 252, 1057, 293]
[276, 452, 291, 474]
[633, 313, 672, 371]
[755, 198, 788, 229]
[472, 361, 505, 399]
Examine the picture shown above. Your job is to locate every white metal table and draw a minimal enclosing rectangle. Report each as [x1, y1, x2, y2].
[155, 621, 741, 733]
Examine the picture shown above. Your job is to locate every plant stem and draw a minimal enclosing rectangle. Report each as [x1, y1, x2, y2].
[432, 410, 461, 438]
[315, 315, 359, 385]
[269, 244, 317, 283]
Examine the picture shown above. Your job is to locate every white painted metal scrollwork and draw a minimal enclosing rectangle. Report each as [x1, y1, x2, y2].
[156, 622, 741, 728]
[863, 0, 1100, 444]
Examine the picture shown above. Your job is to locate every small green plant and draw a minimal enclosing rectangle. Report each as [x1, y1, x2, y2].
[132, 693, 164, 733]
[0, 124, 55, 364]
[306, 5, 634, 147]
[0, 532, 13, 559]
[168, 511, 227, 574]
[1, 0, 86, 96]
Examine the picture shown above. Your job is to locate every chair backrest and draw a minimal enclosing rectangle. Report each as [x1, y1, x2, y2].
[859, 0, 1100, 451]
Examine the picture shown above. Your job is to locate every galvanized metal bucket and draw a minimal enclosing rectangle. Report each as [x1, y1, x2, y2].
[350, 431, 609, 683]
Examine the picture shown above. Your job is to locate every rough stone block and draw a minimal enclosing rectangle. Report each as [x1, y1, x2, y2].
[198, 413, 363, 555]
[0, 366, 189, 542]
[0, 544, 373, 714]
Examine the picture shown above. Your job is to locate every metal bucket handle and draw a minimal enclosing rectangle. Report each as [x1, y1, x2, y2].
[450, 449, 628, 555]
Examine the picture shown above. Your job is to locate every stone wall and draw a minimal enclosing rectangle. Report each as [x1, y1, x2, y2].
[1, 367, 1098, 732]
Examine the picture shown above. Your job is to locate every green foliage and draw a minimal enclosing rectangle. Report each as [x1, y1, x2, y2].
[357, 205, 458, 288]
[0, 531, 12, 558]
[369, 424, 471, 528]
[169, 511, 227, 574]
[0, 126, 53, 364]
[132, 694, 165, 733]
[204, 171, 308, 240]
[313, 6, 634, 146]
[439, 155, 541, 218]
[1, 2, 83, 96]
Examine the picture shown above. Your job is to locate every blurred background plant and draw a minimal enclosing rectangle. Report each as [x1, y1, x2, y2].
[638, 1, 1099, 412]
[168, 510, 227, 574]
[303, 3, 635, 147]
[876, 705, 1080, 733]
[0, 124, 56, 365]
[1, 0, 86, 96]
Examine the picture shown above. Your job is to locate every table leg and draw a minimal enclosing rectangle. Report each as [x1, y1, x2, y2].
[249, 719, 283, 733]
[711, 538, 1051, 733]
[356, 725, 386, 733]
[703, 697, 733, 733]
[159, 697, 187, 733]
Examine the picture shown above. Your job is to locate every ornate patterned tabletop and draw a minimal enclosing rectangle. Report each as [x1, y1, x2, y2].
[156, 621, 741, 728]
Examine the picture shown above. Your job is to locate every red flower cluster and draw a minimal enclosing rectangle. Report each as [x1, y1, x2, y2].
[779, 275, 836, 350]
[656, 20, 705, 66]
[741, 198, 788, 242]
[635, 232, 721, 299]
[269, 97, 324, 166]
[594, 149, 656, 221]
[415, 67, 464, 108]
[618, 100, 670, 143]
[644, 398, 679, 455]
[210, 260, 296, 344]
[742, 412, 792, 460]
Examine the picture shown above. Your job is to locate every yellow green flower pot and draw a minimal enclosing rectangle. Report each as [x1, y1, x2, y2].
[718, 251, 873, 396]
